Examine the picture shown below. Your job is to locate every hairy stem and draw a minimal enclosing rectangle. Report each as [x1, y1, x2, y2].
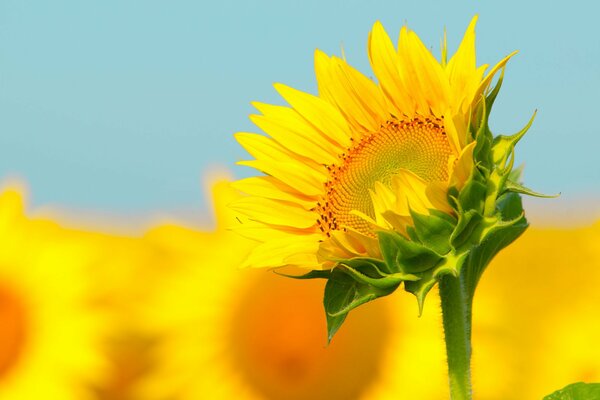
[439, 273, 473, 400]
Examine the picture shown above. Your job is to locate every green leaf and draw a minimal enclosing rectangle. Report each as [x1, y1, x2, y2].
[504, 179, 559, 198]
[410, 209, 455, 255]
[543, 382, 600, 400]
[377, 231, 443, 274]
[324, 268, 397, 343]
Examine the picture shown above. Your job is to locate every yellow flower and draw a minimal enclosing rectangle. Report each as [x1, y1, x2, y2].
[74, 231, 161, 400]
[0, 184, 106, 400]
[134, 177, 449, 400]
[232, 16, 515, 269]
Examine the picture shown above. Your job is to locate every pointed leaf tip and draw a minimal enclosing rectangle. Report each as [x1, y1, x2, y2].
[504, 180, 559, 199]
[492, 110, 537, 166]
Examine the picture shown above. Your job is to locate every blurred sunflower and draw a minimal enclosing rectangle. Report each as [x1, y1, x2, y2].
[0, 184, 106, 400]
[231, 16, 515, 269]
[471, 222, 600, 400]
[134, 178, 450, 400]
[79, 232, 163, 400]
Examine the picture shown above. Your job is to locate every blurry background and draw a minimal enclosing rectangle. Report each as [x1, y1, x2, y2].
[1, 0, 599, 225]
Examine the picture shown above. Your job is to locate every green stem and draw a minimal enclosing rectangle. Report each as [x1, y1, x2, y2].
[439, 273, 473, 400]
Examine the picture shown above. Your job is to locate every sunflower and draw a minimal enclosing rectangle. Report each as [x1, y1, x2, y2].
[134, 177, 450, 400]
[231, 16, 515, 270]
[0, 184, 106, 400]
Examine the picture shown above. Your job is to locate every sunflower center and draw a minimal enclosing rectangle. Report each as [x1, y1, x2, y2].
[229, 270, 390, 400]
[0, 282, 28, 377]
[316, 116, 452, 236]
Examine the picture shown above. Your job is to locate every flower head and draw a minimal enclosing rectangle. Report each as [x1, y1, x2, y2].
[232, 16, 514, 269]
[232, 17, 539, 337]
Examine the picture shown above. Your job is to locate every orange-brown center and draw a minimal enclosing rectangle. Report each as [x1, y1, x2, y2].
[316, 116, 452, 236]
[0, 282, 28, 377]
[229, 270, 391, 400]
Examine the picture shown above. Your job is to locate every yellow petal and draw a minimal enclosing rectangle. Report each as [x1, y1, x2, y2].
[475, 51, 518, 101]
[369, 181, 397, 227]
[368, 21, 413, 115]
[236, 132, 297, 162]
[425, 181, 453, 214]
[398, 29, 451, 116]
[344, 227, 382, 257]
[329, 230, 368, 258]
[449, 141, 476, 189]
[443, 109, 467, 154]
[250, 108, 340, 165]
[274, 83, 352, 148]
[232, 219, 305, 242]
[237, 159, 325, 197]
[391, 169, 434, 214]
[447, 16, 478, 95]
[231, 177, 316, 209]
[229, 197, 317, 230]
[381, 210, 413, 234]
[315, 50, 386, 134]
[241, 234, 323, 269]
[336, 57, 389, 123]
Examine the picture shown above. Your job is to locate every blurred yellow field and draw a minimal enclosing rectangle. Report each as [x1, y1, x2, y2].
[1, 182, 598, 399]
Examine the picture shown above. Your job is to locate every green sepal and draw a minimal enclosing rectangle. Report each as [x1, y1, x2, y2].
[429, 208, 458, 225]
[338, 263, 418, 289]
[496, 191, 526, 220]
[405, 225, 421, 243]
[409, 209, 455, 255]
[472, 117, 492, 167]
[335, 256, 392, 275]
[324, 267, 399, 343]
[543, 382, 600, 400]
[377, 231, 444, 273]
[462, 193, 528, 296]
[450, 210, 483, 250]
[274, 269, 331, 279]
[491, 110, 536, 167]
[457, 178, 487, 214]
[404, 252, 468, 315]
[484, 66, 505, 113]
[503, 179, 559, 198]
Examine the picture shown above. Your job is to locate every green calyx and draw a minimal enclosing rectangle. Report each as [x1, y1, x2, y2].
[289, 69, 551, 342]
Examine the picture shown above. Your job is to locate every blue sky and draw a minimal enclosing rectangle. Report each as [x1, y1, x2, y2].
[0, 0, 598, 220]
